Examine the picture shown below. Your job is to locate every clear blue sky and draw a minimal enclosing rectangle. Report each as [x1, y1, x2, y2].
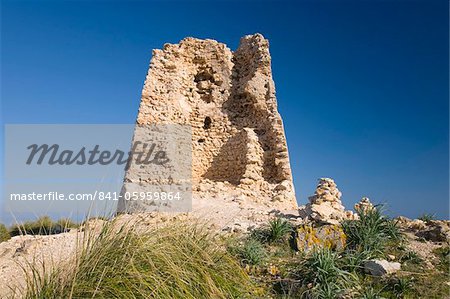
[1, 0, 448, 219]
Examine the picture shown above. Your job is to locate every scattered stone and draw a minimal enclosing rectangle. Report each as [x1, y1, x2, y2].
[397, 216, 450, 243]
[364, 259, 401, 276]
[395, 216, 412, 226]
[415, 220, 450, 243]
[409, 219, 427, 231]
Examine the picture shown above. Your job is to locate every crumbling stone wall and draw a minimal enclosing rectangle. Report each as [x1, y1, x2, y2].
[126, 33, 297, 210]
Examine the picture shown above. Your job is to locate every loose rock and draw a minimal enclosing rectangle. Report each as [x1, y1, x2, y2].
[364, 259, 401, 276]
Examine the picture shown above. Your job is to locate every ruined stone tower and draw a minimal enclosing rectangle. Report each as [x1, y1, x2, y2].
[121, 34, 297, 212]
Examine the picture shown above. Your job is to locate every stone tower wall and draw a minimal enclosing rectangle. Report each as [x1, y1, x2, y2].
[127, 34, 297, 210]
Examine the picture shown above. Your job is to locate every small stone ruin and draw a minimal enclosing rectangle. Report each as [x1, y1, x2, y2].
[299, 178, 356, 225]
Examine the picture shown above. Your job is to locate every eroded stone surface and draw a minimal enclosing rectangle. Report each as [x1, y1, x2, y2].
[295, 224, 346, 252]
[354, 197, 375, 213]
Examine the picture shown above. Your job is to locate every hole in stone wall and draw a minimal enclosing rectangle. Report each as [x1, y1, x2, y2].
[203, 117, 212, 129]
[194, 71, 215, 83]
[201, 94, 213, 103]
[198, 138, 205, 143]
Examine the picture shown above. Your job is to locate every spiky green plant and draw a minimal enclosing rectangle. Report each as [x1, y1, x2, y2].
[297, 247, 356, 299]
[267, 218, 292, 243]
[54, 218, 78, 230]
[433, 246, 450, 272]
[10, 216, 54, 236]
[237, 239, 267, 265]
[24, 221, 253, 299]
[400, 250, 422, 265]
[359, 286, 382, 299]
[341, 205, 402, 258]
[341, 250, 367, 273]
[418, 213, 435, 223]
[390, 277, 413, 298]
[250, 217, 292, 244]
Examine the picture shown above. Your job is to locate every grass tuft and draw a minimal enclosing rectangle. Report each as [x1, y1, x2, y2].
[24, 220, 253, 299]
[359, 286, 382, 299]
[390, 277, 414, 298]
[418, 213, 435, 222]
[400, 250, 423, 265]
[234, 239, 267, 266]
[251, 217, 293, 244]
[267, 218, 292, 243]
[341, 205, 402, 259]
[433, 246, 450, 272]
[296, 247, 356, 298]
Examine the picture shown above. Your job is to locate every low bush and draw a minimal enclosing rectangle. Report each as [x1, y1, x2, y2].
[359, 286, 382, 299]
[295, 247, 356, 298]
[10, 217, 78, 236]
[390, 277, 414, 298]
[418, 213, 435, 222]
[251, 217, 292, 244]
[0, 223, 11, 243]
[341, 205, 402, 258]
[400, 250, 423, 265]
[433, 246, 450, 271]
[235, 239, 267, 266]
[54, 218, 79, 230]
[340, 250, 367, 273]
[267, 218, 292, 243]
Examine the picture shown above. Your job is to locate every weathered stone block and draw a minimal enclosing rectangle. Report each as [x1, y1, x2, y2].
[295, 224, 346, 252]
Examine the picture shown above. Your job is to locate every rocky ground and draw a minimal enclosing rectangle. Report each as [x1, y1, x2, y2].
[0, 178, 448, 298]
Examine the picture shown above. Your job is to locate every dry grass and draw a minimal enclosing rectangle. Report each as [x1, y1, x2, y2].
[24, 219, 253, 299]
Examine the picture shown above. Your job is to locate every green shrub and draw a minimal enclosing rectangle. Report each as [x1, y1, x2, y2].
[341, 205, 402, 258]
[418, 213, 435, 222]
[433, 246, 450, 271]
[251, 217, 292, 244]
[390, 277, 414, 298]
[340, 250, 367, 273]
[10, 216, 53, 236]
[0, 223, 11, 242]
[296, 247, 355, 298]
[267, 218, 292, 243]
[359, 286, 382, 299]
[400, 250, 423, 265]
[10, 217, 77, 236]
[54, 218, 78, 230]
[80, 216, 110, 226]
[236, 239, 267, 265]
[25, 221, 253, 299]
